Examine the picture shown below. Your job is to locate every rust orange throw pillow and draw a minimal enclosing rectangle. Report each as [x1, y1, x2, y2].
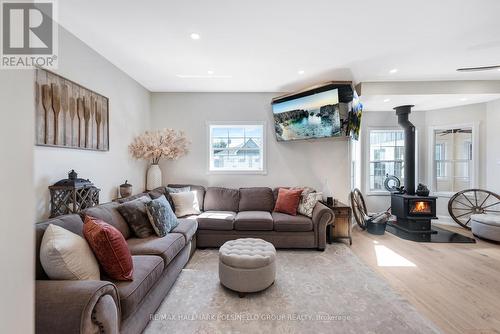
[273, 188, 303, 216]
[83, 215, 133, 281]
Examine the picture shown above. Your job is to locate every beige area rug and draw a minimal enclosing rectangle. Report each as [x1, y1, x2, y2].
[144, 243, 441, 334]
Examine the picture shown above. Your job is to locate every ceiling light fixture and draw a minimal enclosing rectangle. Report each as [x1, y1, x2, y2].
[298, 70, 305, 75]
[207, 70, 214, 75]
[383, 98, 391, 102]
[389, 68, 398, 74]
[456, 64, 500, 72]
[190, 33, 200, 40]
[176, 74, 232, 79]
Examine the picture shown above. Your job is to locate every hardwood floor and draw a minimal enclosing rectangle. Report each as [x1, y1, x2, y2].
[350, 224, 500, 334]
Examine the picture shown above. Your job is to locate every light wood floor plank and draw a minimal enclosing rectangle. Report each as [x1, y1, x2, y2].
[350, 223, 500, 334]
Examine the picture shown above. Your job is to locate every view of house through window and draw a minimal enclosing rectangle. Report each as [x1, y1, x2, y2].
[433, 127, 472, 192]
[209, 123, 265, 172]
[369, 129, 405, 191]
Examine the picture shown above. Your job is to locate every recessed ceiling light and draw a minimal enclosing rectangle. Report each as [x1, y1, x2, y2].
[389, 68, 398, 74]
[207, 70, 214, 75]
[383, 98, 391, 102]
[190, 33, 200, 40]
[460, 97, 468, 101]
[298, 70, 305, 75]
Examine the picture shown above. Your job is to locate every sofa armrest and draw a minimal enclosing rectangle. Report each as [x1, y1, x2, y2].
[36, 280, 120, 334]
[312, 202, 335, 250]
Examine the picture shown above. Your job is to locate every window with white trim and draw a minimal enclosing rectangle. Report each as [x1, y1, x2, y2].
[433, 127, 473, 193]
[368, 129, 405, 192]
[208, 123, 265, 173]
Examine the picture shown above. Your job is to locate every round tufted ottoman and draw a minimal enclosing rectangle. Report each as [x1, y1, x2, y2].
[219, 238, 276, 297]
[471, 214, 500, 242]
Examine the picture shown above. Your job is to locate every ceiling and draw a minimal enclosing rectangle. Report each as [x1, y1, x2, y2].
[59, 0, 500, 93]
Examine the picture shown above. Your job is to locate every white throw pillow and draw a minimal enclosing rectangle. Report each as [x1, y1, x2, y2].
[298, 192, 323, 217]
[170, 190, 201, 217]
[40, 224, 100, 280]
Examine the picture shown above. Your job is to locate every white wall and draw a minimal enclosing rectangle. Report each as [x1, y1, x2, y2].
[0, 71, 35, 333]
[486, 99, 500, 194]
[34, 27, 151, 220]
[151, 93, 351, 203]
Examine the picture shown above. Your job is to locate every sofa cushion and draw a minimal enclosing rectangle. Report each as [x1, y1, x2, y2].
[145, 195, 179, 237]
[168, 184, 206, 211]
[40, 224, 100, 280]
[83, 216, 134, 281]
[238, 187, 274, 212]
[170, 191, 201, 217]
[82, 202, 132, 239]
[116, 196, 155, 238]
[197, 211, 236, 230]
[171, 218, 198, 243]
[234, 211, 273, 231]
[112, 255, 164, 319]
[272, 212, 313, 232]
[35, 214, 84, 280]
[148, 187, 176, 211]
[127, 233, 185, 266]
[204, 187, 240, 212]
[274, 188, 303, 216]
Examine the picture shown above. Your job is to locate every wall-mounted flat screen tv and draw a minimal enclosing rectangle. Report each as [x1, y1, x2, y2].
[271, 82, 361, 141]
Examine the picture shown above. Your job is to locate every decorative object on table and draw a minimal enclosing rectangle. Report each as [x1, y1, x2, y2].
[326, 196, 334, 206]
[448, 189, 500, 230]
[49, 170, 100, 218]
[35, 68, 109, 151]
[416, 183, 430, 197]
[119, 180, 133, 198]
[129, 128, 190, 190]
[384, 174, 402, 193]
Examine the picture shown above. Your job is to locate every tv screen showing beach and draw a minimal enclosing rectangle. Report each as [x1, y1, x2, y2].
[272, 88, 341, 141]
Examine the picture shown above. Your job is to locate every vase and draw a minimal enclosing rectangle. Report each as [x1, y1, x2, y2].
[146, 164, 162, 190]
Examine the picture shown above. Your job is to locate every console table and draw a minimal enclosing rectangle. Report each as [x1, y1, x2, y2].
[321, 200, 352, 245]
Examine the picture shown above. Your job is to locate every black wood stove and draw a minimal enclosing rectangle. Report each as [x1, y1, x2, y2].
[386, 105, 439, 241]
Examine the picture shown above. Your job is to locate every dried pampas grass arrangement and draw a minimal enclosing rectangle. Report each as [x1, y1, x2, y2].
[129, 129, 190, 164]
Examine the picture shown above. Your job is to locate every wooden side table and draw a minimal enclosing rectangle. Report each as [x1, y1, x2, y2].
[321, 200, 352, 245]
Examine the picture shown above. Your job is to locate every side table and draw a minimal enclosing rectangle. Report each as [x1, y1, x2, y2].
[321, 200, 352, 245]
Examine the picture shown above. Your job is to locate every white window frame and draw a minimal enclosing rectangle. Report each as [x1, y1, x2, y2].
[364, 127, 418, 196]
[206, 121, 267, 175]
[427, 122, 479, 197]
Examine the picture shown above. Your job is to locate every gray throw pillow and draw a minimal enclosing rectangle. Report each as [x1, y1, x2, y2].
[145, 195, 179, 237]
[117, 196, 155, 238]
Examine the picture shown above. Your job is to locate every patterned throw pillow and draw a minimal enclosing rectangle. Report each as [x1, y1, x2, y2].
[116, 196, 155, 238]
[145, 195, 179, 237]
[298, 192, 323, 217]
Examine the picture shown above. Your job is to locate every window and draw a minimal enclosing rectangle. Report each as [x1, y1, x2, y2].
[432, 127, 473, 193]
[208, 123, 265, 173]
[368, 129, 405, 192]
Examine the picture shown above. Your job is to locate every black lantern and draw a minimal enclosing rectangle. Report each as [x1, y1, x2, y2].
[49, 170, 100, 217]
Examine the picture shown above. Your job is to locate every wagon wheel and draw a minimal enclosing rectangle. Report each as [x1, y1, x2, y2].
[448, 189, 500, 229]
[350, 188, 368, 229]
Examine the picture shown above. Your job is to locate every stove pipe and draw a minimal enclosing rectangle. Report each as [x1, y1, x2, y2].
[394, 105, 415, 195]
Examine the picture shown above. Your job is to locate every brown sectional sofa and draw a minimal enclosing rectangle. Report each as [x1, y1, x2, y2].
[34, 184, 334, 334]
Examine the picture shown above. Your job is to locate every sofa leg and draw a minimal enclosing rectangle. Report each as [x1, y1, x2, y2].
[317, 247, 325, 251]
[238, 292, 246, 298]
